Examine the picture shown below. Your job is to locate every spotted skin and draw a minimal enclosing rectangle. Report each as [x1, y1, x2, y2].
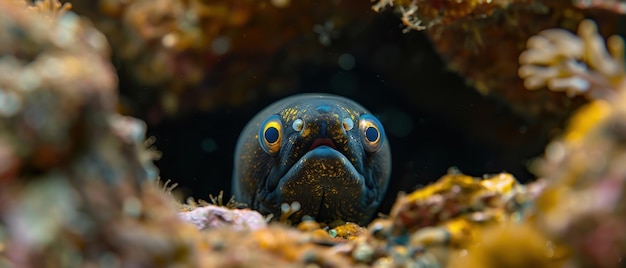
[233, 94, 391, 225]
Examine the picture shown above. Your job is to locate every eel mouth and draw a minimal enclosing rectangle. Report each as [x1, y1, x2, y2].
[309, 138, 337, 150]
[277, 145, 365, 223]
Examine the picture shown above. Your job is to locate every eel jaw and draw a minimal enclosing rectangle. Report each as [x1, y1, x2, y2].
[277, 145, 367, 224]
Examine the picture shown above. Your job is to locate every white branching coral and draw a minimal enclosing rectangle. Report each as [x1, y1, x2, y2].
[371, 0, 394, 12]
[518, 19, 626, 99]
[399, 4, 426, 32]
[372, 0, 426, 32]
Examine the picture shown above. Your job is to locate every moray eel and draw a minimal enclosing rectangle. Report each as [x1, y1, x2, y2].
[233, 93, 391, 225]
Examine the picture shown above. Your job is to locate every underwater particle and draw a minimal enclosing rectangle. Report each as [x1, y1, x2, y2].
[211, 36, 230, 55]
[201, 138, 217, 153]
[338, 53, 355, 71]
[313, 20, 336, 46]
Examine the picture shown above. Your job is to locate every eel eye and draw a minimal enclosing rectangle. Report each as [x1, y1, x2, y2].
[359, 114, 385, 153]
[259, 115, 282, 155]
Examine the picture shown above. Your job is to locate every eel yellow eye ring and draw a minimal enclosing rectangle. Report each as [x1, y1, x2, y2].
[359, 114, 385, 153]
[259, 115, 283, 155]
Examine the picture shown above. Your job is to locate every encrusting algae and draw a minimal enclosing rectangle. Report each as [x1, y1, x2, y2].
[1, 0, 626, 267]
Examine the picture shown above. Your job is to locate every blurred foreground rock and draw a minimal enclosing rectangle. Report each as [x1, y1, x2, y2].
[0, 1, 197, 266]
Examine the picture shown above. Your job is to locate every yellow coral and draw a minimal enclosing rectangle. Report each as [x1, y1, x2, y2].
[401, 172, 518, 203]
[401, 172, 481, 202]
[562, 100, 612, 143]
[448, 223, 564, 268]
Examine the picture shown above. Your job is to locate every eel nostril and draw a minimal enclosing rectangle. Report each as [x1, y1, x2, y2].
[343, 118, 354, 131]
[292, 118, 304, 132]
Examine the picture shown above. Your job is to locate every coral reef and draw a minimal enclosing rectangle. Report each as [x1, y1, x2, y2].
[387, 171, 532, 234]
[522, 19, 626, 267]
[364, 171, 545, 267]
[168, 171, 541, 267]
[372, 0, 621, 120]
[0, 1, 196, 266]
[2, 0, 626, 267]
[69, 0, 375, 120]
